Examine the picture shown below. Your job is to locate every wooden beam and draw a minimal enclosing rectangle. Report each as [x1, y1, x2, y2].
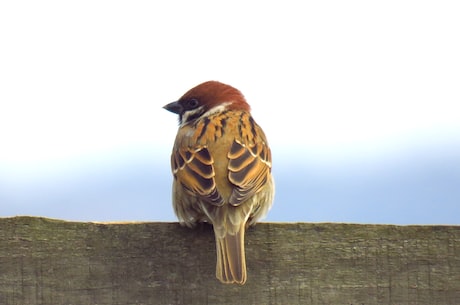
[0, 216, 459, 304]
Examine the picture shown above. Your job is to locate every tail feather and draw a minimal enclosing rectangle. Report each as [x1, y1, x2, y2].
[215, 224, 247, 285]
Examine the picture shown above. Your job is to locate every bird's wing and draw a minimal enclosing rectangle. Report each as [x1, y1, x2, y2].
[172, 145, 224, 206]
[227, 138, 272, 206]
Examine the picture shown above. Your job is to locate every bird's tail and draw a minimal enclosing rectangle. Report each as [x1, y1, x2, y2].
[215, 222, 247, 285]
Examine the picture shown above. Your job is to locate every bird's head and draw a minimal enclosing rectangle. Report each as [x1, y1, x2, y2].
[163, 81, 250, 126]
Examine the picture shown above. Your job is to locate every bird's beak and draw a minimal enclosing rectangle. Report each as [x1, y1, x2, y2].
[163, 101, 183, 114]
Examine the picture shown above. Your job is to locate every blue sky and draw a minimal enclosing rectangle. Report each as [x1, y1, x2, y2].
[1, 1, 459, 224]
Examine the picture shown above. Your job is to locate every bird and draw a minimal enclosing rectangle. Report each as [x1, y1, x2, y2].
[163, 81, 274, 285]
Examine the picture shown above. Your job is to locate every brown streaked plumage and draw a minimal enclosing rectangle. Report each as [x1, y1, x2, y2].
[164, 81, 274, 285]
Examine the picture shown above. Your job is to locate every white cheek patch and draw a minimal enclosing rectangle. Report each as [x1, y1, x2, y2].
[180, 102, 233, 126]
[202, 102, 232, 117]
[180, 106, 205, 126]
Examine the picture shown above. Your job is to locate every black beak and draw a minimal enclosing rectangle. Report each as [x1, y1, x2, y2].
[163, 101, 183, 114]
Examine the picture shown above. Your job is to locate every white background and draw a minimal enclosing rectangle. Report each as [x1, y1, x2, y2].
[1, 1, 459, 224]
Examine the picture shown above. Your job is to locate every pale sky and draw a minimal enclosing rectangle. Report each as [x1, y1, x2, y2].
[1, 1, 459, 223]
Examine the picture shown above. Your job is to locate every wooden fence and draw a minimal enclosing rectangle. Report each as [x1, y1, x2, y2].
[0, 216, 459, 304]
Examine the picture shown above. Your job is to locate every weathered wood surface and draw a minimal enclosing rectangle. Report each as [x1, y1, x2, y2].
[0, 216, 459, 305]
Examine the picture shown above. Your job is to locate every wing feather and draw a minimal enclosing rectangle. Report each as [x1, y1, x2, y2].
[227, 139, 272, 206]
[172, 146, 224, 206]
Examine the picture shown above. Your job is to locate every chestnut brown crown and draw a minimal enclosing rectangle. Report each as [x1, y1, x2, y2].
[163, 81, 250, 125]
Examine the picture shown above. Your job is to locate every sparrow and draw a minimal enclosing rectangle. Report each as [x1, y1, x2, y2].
[163, 81, 274, 285]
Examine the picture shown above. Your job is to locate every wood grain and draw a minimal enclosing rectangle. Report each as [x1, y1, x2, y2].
[0, 216, 459, 304]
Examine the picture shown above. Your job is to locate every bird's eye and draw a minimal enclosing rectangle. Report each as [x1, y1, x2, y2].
[185, 98, 199, 109]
